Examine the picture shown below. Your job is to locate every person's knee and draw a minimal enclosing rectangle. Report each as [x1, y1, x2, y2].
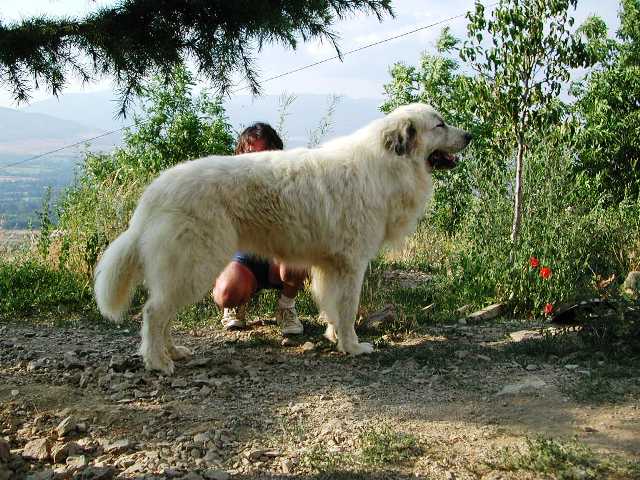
[212, 278, 253, 308]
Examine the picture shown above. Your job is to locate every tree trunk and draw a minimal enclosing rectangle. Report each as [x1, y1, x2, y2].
[511, 138, 525, 244]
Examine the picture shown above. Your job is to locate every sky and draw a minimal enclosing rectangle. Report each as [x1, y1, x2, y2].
[0, 0, 623, 108]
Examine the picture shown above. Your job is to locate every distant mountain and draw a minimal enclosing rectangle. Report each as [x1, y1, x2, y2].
[22, 91, 386, 148]
[0, 107, 105, 154]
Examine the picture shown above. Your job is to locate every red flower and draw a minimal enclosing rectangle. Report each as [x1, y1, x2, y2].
[543, 303, 554, 315]
[529, 256, 540, 268]
[540, 266, 552, 279]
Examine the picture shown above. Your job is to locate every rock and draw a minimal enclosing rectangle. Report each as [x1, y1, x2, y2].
[66, 454, 88, 469]
[104, 439, 133, 454]
[109, 355, 132, 372]
[180, 473, 203, 480]
[82, 466, 116, 479]
[281, 337, 299, 347]
[10, 390, 19, 397]
[457, 318, 468, 325]
[509, 329, 543, 342]
[301, 342, 315, 352]
[27, 358, 47, 372]
[465, 303, 504, 323]
[623, 271, 640, 294]
[193, 432, 210, 444]
[171, 378, 188, 388]
[565, 364, 580, 370]
[186, 357, 212, 368]
[361, 304, 397, 331]
[526, 364, 538, 371]
[497, 377, 547, 396]
[0, 438, 10, 462]
[202, 469, 229, 480]
[51, 441, 81, 463]
[56, 415, 76, 437]
[22, 437, 52, 461]
[63, 351, 84, 369]
[0, 465, 11, 480]
[25, 470, 55, 480]
[476, 354, 491, 362]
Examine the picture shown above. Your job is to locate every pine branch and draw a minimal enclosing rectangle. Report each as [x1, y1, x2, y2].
[0, 0, 393, 114]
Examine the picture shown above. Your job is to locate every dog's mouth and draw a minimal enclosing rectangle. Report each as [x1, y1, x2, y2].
[427, 150, 458, 170]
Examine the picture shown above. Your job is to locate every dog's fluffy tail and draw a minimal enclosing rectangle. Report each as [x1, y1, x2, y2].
[94, 229, 142, 322]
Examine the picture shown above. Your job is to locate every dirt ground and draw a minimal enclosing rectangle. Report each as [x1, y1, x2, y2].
[0, 316, 639, 480]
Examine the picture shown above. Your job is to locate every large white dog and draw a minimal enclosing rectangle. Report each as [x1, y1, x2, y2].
[94, 103, 472, 374]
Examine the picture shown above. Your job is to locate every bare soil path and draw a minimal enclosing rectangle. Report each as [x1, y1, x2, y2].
[1, 317, 639, 480]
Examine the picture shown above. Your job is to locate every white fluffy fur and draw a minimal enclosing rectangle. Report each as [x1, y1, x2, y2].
[94, 103, 471, 374]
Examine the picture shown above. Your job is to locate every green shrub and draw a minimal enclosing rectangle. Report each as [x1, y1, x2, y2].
[0, 259, 92, 315]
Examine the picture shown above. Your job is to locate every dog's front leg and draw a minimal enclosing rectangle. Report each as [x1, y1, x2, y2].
[312, 264, 372, 355]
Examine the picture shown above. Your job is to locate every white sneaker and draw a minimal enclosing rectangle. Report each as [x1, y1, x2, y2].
[276, 305, 304, 335]
[221, 305, 247, 330]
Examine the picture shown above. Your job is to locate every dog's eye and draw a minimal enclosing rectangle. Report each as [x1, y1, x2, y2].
[436, 123, 446, 129]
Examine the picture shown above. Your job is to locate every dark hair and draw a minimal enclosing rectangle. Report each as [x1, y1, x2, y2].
[235, 122, 283, 154]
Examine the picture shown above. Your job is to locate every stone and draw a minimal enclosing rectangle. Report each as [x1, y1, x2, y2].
[27, 358, 47, 372]
[476, 354, 491, 362]
[565, 364, 580, 370]
[109, 355, 131, 372]
[623, 271, 640, 294]
[66, 454, 88, 469]
[361, 304, 397, 331]
[22, 437, 51, 461]
[63, 351, 84, 369]
[465, 303, 504, 323]
[497, 377, 547, 396]
[202, 469, 229, 480]
[10, 390, 19, 397]
[180, 473, 203, 480]
[509, 329, 543, 342]
[0, 465, 10, 480]
[25, 470, 55, 480]
[104, 439, 133, 454]
[281, 337, 299, 347]
[526, 364, 538, 371]
[82, 466, 116, 480]
[56, 415, 76, 437]
[193, 432, 210, 444]
[171, 378, 188, 388]
[0, 438, 10, 462]
[301, 342, 315, 352]
[51, 441, 81, 464]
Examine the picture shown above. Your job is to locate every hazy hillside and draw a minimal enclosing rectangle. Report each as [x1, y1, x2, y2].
[0, 107, 104, 154]
[22, 91, 385, 148]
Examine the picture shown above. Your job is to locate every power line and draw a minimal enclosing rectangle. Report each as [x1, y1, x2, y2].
[0, 7, 479, 173]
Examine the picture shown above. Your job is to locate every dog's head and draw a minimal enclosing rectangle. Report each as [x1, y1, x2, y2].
[382, 103, 472, 171]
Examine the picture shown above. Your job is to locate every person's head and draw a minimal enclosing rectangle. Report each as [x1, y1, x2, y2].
[235, 122, 283, 154]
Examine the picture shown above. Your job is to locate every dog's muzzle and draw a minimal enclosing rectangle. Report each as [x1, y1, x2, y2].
[427, 151, 459, 170]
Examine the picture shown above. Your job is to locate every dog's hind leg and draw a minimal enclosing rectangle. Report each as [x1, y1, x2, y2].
[312, 264, 372, 355]
[140, 217, 234, 374]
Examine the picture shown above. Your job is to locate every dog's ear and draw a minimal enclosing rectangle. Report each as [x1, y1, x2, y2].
[384, 119, 417, 156]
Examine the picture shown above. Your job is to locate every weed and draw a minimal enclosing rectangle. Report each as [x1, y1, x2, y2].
[494, 436, 639, 480]
[357, 424, 421, 466]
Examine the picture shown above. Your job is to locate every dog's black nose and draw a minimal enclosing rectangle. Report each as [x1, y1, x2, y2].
[464, 132, 473, 144]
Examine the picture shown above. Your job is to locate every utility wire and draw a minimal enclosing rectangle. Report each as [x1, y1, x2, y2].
[0, 7, 482, 173]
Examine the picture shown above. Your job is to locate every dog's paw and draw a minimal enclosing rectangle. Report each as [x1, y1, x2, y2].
[339, 341, 374, 356]
[323, 324, 338, 344]
[168, 345, 193, 361]
[143, 353, 175, 375]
